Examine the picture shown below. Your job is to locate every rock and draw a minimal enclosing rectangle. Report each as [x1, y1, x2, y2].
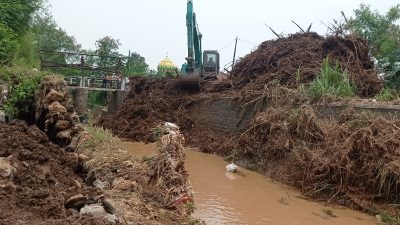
[0, 110, 5, 123]
[70, 113, 80, 123]
[56, 120, 72, 130]
[65, 136, 79, 152]
[0, 158, 15, 179]
[45, 89, 65, 103]
[57, 129, 72, 140]
[78, 154, 90, 165]
[73, 124, 85, 133]
[65, 153, 79, 168]
[65, 194, 87, 209]
[80, 203, 107, 217]
[48, 101, 67, 113]
[105, 214, 119, 223]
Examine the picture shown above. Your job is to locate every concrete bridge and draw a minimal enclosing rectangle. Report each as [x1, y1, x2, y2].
[66, 77, 129, 117]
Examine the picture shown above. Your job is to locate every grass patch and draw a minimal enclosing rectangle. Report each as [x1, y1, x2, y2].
[76, 125, 130, 176]
[380, 213, 400, 225]
[375, 88, 398, 101]
[308, 58, 355, 100]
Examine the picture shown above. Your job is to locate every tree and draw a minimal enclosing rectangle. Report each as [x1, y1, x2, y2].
[347, 4, 400, 73]
[0, 0, 43, 65]
[95, 36, 121, 68]
[32, 12, 81, 64]
[124, 52, 149, 76]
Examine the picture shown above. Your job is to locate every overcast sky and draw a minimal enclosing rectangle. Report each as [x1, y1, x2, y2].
[49, 0, 399, 70]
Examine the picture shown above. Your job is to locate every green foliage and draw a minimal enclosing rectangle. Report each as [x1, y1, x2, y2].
[0, 23, 17, 65]
[88, 91, 107, 108]
[347, 4, 400, 90]
[95, 36, 121, 68]
[308, 58, 355, 99]
[347, 4, 400, 75]
[124, 52, 149, 76]
[375, 87, 398, 101]
[0, 0, 43, 65]
[16, 32, 38, 66]
[380, 213, 400, 225]
[0, 67, 49, 121]
[32, 12, 80, 64]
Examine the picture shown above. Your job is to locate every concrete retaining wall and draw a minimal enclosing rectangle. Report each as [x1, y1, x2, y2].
[189, 98, 400, 133]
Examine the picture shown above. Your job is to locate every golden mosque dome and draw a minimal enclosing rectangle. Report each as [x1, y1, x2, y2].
[157, 56, 177, 76]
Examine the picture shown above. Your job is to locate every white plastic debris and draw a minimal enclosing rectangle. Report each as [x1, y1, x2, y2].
[80, 203, 107, 217]
[226, 163, 237, 173]
[164, 122, 179, 130]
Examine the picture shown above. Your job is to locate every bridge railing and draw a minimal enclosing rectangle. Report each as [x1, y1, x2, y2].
[64, 76, 128, 90]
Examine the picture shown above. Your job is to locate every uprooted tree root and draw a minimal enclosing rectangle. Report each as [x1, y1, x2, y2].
[235, 106, 400, 213]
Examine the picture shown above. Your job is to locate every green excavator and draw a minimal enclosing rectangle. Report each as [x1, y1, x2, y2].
[178, 0, 220, 89]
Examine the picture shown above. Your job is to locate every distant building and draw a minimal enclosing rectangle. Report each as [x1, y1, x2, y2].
[157, 56, 177, 77]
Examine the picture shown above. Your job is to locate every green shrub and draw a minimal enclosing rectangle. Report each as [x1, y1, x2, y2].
[375, 87, 398, 101]
[0, 67, 51, 123]
[308, 58, 355, 99]
[88, 91, 107, 108]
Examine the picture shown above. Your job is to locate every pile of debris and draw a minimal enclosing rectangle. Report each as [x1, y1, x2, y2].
[231, 32, 382, 97]
[35, 76, 83, 146]
[234, 106, 400, 213]
[147, 122, 193, 209]
[97, 77, 193, 142]
[0, 121, 114, 224]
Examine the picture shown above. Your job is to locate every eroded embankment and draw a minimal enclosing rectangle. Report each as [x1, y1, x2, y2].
[98, 33, 400, 215]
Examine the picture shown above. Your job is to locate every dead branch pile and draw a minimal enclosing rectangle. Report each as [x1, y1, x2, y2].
[236, 106, 400, 212]
[231, 32, 382, 97]
[147, 123, 193, 209]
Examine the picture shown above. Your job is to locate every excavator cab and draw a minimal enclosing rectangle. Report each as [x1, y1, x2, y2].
[203, 50, 220, 76]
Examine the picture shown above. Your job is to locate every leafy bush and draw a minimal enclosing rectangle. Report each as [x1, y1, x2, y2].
[0, 67, 50, 123]
[308, 58, 355, 99]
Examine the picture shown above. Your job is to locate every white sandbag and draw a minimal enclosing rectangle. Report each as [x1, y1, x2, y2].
[226, 163, 237, 173]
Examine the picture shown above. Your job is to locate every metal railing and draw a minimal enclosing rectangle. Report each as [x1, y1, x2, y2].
[64, 76, 128, 90]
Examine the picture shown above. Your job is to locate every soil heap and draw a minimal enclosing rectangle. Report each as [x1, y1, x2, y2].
[0, 121, 112, 225]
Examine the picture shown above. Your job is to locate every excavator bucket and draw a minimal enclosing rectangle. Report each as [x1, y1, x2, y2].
[177, 70, 201, 90]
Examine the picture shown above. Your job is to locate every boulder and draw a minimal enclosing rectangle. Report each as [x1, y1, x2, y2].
[56, 120, 72, 130]
[57, 129, 72, 140]
[48, 101, 67, 113]
[65, 194, 87, 209]
[0, 110, 5, 123]
[45, 89, 64, 103]
[70, 112, 80, 123]
[0, 157, 15, 179]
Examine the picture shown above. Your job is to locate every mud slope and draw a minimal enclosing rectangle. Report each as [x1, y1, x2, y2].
[0, 121, 111, 225]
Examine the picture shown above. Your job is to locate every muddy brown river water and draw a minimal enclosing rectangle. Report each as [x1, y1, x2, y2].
[122, 142, 377, 225]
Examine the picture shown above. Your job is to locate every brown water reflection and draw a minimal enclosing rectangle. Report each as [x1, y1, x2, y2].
[121, 142, 376, 225]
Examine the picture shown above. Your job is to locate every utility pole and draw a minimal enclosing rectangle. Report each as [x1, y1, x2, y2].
[232, 36, 238, 69]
